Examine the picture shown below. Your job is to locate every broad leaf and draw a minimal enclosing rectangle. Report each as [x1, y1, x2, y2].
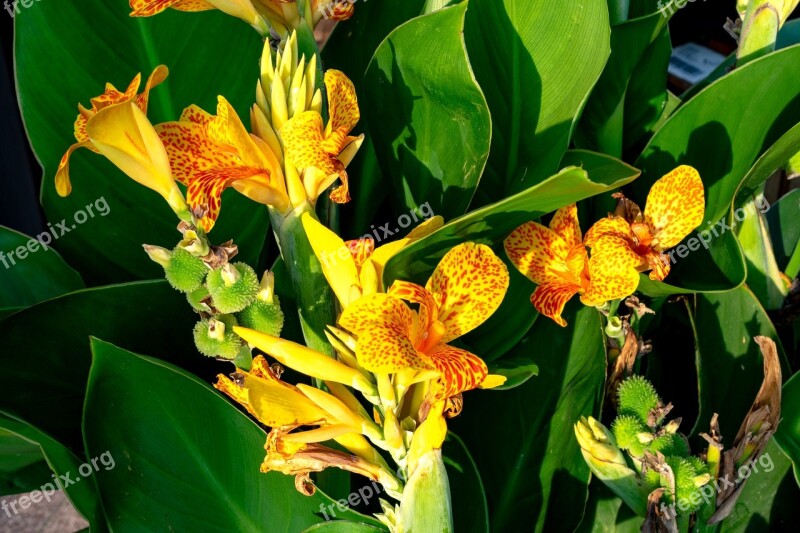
[463, 0, 611, 200]
[83, 339, 369, 531]
[775, 370, 800, 486]
[453, 304, 606, 532]
[766, 188, 800, 275]
[365, 3, 491, 219]
[0, 225, 83, 309]
[15, 2, 269, 284]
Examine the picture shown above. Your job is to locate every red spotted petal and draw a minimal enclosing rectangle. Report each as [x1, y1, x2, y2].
[530, 281, 581, 327]
[427, 344, 488, 399]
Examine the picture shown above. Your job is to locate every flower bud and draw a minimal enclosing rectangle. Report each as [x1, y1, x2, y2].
[207, 262, 259, 313]
[193, 315, 242, 359]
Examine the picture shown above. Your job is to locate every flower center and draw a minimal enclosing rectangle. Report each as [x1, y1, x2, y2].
[417, 320, 447, 354]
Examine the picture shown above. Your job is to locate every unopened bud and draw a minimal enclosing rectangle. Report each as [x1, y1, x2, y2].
[143, 245, 172, 268]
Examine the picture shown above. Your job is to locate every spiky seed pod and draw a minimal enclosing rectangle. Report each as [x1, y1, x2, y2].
[193, 315, 242, 360]
[688, 455, 709, 476]
[612, 414, 650, 457]
[206, 263, 259, 314]
[163, 247, 208, 293]
[650, 433, 690, 457]
[667, 456, 706, 513]
[237, 296, 285, 337]
[617, 375, 661, 424]
[187, 286, 212, 313]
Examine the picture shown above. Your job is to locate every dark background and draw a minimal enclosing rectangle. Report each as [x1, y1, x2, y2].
[0, 1, 746, 245]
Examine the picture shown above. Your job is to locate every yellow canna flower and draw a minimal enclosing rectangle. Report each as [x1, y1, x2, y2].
[129, 0, 270, 34]
[302, 212, 444, 309]
[155, 96, 290, 231]
[339, 243, 510, 400]
[56, 66, 189, 218]
[505, 204, 640, 327]
[585, 166, 705, 282]
[281, 70, 364, 206]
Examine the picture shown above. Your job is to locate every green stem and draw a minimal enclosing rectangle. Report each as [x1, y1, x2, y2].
[737, 1, 781, 66]
[269, 205, 336, 357]
[398, 450, 453, 532]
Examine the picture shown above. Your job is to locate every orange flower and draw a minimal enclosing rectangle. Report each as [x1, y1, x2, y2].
[585, 166, 705, 282]
[505, 204, 640, 327]
[339, 243, 509, 399]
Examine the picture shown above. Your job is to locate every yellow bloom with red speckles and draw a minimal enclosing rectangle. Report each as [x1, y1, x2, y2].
[155, 96, 290, 231]
[56, 66, 189, 219]
[504, 204, 641, 327]
[129, 0, 270, 34]
[338, 243, 510, 400]
[585, 166, 705, 282]
[281, 70, 364, 206]
[302, 212, 444, 309]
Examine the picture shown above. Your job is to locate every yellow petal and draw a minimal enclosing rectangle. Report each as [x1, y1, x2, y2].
[85, 101, 186, 214]
[479, 374, 507, 389]
[387, 280, 438, 335]
[548, 204, 582, 248]
[644, 250, 671, 281]
[426, 343, 489, 399]
[130, 0, 214, 16]
[427, 243, 509, 343]
[301, 212, 361, 308]
[282, 111, 335, 173]
[530, 281, 581, 327]
[584, 216, 635, 249]
[281, 425, 357, 444]
[296, 384, 376, 436]
[324, 70, 360, 139]
[55, 141, 92, 197]
[581, 244, 641, 307]
[505, 221, 574, 286]
[644, 165, 705, 251]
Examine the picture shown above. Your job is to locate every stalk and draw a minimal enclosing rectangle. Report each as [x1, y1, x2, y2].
[398, 449, 453, 532]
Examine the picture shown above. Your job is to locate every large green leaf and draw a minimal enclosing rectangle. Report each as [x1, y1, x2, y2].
[453, 303, 606, 532]
[0, 413, 106, 530]
[444, 433, 489, 533]
[0, 225, 83, 309]
[0, 281, 216, 453]
[0, 421, 50, 496]
[632, 47, 800, 294]
[463, 0, 611, 201]
[766, 188, 800, 275]
[775, 370, 800, 486]
[384, 154, 640, 284]
[687, 286, 788, 440]
[735, 200, 787, 311]
[365, 3, 491, 219]
[15, 2, 269, 285]
[83, 339, 370, 531]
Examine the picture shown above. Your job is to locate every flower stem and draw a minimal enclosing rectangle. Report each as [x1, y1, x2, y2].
[398, 449, 453, 533]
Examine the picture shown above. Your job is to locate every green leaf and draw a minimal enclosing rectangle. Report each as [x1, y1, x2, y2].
[633, 47, 800, 294]
[0, 421, 50, 496]
[766, 188, 800, 275]
[444, 433, 490, 533]
[576, 482, 641, 533]
[83, 339, 368, 531]
[0, 413, 106, 529]
[735, 199, 787, 311]
[15, 2, 269, 285]
[303, 523, 386, 532]
[384, 156, 640, 284]
[775, 370, 800, 486]
[687, 286, 789, 439]
[463, 0, 610, 200]
[452, 303, 606, 532]
[0, 280, 216, 453]
[0, 225, 83, 309]
[365, 3, 491, 219]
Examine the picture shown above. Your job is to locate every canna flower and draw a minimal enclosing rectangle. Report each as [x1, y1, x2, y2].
[155, 96, 290, 231]
[281, 70, 363, 206]
[56, 66, 189, 218]
[129, 0, 270, 34]
[505, 204, 640, 327]
[585, 166, 705, 282]
[302, 212, 444, 309]
[338, 243, 510, 400]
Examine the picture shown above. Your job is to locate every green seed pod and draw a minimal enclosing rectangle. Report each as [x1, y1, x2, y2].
[650, 432, 690, 457]
[187, 286, 212, 312]
[237, 296, 285, 337]
[617, 375, 661, 424]
[612, 414, 650, 457]
[193, 315, 242, 359]
[688, 455, 708, 475]
[164, 247, 208, 293]
[207, 263, 259, 314]
[668, 456, 704, 512]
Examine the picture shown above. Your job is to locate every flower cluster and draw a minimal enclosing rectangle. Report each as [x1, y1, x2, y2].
[505, 166, 705, 326]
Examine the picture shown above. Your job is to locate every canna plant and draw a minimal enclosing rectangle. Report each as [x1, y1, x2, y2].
[1, 0, 800, 532]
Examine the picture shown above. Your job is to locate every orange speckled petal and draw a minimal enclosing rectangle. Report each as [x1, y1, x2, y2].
[388, 280, 438, 336]
[282, 111, 335, 174]
[549, 203, 582, 248]
[155, 121, 242, 185]
[89, 74, 141, 112]
[345, 237, 375, 268]
[644, 250, 671, 281]
[55, 141, 92, 197]
[134, 65, 169, 114]
[427, 242, 509, 343]
[644, 165, 705, 251]
[172, 0, 216, 11]
[180, 104, 213, 124]
[186, 166, 268, 231]
[584, 216, 635, 249]
[427, 343, 488, 399]
[504, 221, 571, 286]
[339, 292, 415, 336]
[324, 70, 360, 139]
[530, 281, 581, 327]
[581, 246, 641, 307]
[130, 0, 212, 16]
